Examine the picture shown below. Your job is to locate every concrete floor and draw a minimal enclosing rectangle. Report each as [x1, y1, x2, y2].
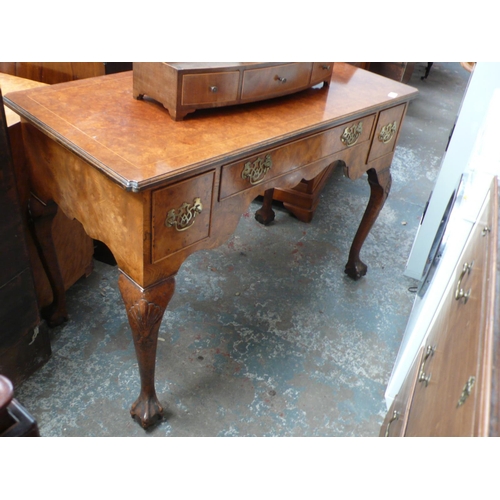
[14, 62, 470, 437]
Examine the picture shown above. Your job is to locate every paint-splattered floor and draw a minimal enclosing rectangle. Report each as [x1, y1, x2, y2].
[13, 62, 470, 436]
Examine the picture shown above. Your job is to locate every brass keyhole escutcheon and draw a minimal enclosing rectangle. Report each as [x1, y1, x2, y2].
[165, 197, 203, 232]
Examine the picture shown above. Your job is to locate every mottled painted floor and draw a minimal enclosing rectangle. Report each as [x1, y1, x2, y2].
[14, 62, 470, 436]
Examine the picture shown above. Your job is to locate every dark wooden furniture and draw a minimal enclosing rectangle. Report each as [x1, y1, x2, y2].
[381, 178, 499, 436]
[133, 62, 334, 120]
[4, 63, 418, 428]
[0, 62, 132, 85]
[0, 88, 51, 386]
[1, 72, 95, 311]
[0, 375, 40, 437]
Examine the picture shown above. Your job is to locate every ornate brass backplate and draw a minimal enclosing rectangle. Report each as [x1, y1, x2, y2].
[165, 197, 203, 231]
[241, 154, 273, 185]
[378, 121, 398, 144]
[341, 122, 363, 147]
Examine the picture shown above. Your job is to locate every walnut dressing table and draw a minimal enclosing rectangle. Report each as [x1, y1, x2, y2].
[4, 63, 418, 428]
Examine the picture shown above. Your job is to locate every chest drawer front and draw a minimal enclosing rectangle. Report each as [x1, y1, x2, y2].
[367, 103, 406, 163]
[151, 171, 215, 263]
[311, 62, 334, 83]
[405, 192, 494, 436]
[182, 72, 240, 106]
[241, 63, 312, 101]
[220, 114, 375, 200]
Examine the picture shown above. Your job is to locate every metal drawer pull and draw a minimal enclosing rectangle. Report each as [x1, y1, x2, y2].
[275, 76, 287, 83]
[378, 121, 398, 144]
[384, 410, 400, 437]
[455, 261, 473, 303]
[321, 65, 331, 70]
[457, 376, 475, 407]
[418, 345, 435, 387]
[165, 197, 203, 232]
[341, 122, 363, 147]
[209, 86, 218, 93]
[241, 154, 273, 185]
[482, 226, 491, 236]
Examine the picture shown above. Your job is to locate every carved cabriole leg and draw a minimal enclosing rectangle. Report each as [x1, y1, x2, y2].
[28, 194, 68, 326]
[118, 271, 176, 429]
[344, 167, 392, 280]
[255, 188, 275, 225]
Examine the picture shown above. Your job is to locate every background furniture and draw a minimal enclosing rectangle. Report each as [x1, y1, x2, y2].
[0, 62, 132, 85]
[0, 88, 51, 386]
[381, 177, 498, 436]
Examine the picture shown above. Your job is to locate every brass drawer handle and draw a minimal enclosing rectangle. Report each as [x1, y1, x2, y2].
[455, 261, 473, 303]
[241, 154, 273, 185]
[378, 121, 398, 144]
[457, 376, 475, 407]
[275, 75, 287, 83]
[418, 345, 435, 387]
[384, 410, 400, 437]
[165, 197, 203, 231]
[341, 122, 363, 147]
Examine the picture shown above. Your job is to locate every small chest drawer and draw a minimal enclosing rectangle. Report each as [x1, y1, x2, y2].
[241, 63, 313, 101]
[151, 171, 215, 263]
[367, 103, 406, 162]
[182, 72, 240, 106]
[311, 62, 334, 83]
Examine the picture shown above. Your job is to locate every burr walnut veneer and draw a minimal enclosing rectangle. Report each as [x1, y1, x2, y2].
[4, 63, 418, 428]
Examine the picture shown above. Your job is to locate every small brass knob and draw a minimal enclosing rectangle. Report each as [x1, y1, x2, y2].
[209, 86, 218, 93]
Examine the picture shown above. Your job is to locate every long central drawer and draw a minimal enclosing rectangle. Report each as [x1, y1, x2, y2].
[219, 114, 375, 200]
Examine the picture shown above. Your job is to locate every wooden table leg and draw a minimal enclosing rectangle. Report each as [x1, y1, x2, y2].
[255, 188, 276, 225]
[344, 167, 392, 280]
[28, 194, 68, 326]
[118, 271, 176, 429]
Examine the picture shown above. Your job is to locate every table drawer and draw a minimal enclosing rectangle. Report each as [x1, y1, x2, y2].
[219, 114, 375, 200]
[182, 72, 240, 106]
[151, 171, 215, 262]
[367, 103, 406, 162]
[241, 63, 312, 101]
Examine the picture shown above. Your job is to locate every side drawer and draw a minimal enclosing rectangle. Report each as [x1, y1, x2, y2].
[151, 171, 215, 262]
[220, 114, 375, 200]
[241, 63, 312, 101]
[367, 103, 406, 162]
[182, 72, 240, 106]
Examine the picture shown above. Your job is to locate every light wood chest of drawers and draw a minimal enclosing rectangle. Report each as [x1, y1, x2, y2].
[133, 62, 334, 120]
[381, 178, 500, 437]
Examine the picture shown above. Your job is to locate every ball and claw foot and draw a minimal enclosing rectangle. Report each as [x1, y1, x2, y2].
[255, 209, 275, 226]
[130, 394, 164, 429]
[344, 259, 368, 281]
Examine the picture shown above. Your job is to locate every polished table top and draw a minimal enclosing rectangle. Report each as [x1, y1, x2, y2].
[4, 63, 417, 192]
